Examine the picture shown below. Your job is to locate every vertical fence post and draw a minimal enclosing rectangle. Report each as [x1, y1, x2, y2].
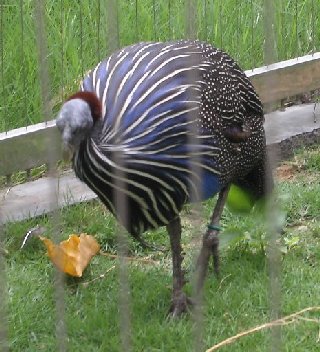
[263, 1, 282, 351]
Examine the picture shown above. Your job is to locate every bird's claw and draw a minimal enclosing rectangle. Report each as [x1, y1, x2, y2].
[168, 292, 194, 318]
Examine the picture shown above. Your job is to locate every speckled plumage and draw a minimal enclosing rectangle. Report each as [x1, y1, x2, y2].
[59, 40, 269, 237]
[195, 42, 266, 189]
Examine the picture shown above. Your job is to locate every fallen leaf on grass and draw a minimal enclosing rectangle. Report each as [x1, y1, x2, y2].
[40, 234, 100, 277]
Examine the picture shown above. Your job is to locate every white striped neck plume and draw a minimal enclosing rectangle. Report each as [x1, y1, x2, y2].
[56, 92, 102, 152]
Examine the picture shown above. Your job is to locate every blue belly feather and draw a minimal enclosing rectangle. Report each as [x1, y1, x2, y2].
[201, 171, 221, 200]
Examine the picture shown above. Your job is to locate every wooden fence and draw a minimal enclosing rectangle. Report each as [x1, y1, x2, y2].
[1, 52, 320, 178]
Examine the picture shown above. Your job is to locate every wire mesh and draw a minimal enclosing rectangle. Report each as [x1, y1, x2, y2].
[1, 0, 320, 350]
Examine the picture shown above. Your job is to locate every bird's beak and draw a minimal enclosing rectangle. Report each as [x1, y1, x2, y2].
[62, 145, 73, 161]
[61, 133, 74, 161]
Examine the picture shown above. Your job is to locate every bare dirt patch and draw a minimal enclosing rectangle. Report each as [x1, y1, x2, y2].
[276, 163, 299, 181]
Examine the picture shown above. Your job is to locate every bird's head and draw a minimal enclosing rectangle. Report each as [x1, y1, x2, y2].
[56, 91, 102, 154]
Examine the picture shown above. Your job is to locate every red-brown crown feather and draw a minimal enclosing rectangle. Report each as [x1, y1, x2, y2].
[67, 91, 102, 122]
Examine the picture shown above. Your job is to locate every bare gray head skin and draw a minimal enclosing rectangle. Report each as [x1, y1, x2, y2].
[56, 98, 93, 153]
[56, 92, 102, 154]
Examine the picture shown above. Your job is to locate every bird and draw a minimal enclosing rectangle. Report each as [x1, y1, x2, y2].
[56, 40, 272, 317]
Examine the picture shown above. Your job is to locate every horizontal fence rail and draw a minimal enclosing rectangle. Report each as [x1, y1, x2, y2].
[0, 121, 59, 177]
[248, 52, 320, 104]
[1, 53, 320, 177]
[1, 102, 319, 226]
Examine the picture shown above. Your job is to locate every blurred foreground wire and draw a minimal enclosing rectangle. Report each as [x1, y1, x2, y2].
[263, 1, 282, 351]
[33, 0, 67, 351]
[0, 225, 8, 351]
[106, 1, 133, 350]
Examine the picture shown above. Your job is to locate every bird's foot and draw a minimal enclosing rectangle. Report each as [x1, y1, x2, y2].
[197, 228, 219, 268]
[168, 292, 193, 318]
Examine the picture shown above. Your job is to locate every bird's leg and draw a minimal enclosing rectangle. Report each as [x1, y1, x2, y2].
[167, 216, 191, 317]
[195, 185, 230, 296]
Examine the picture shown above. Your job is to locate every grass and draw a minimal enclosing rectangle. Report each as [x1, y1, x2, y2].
[1, 146, 320, 351]
[1, 0, 320, 132]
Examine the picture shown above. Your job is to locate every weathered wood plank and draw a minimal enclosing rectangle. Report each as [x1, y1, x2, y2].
[0, 53, 320, 176]
[0, 172, 96, 225]
[0, 121, 61, 176]
[246, 52, 320, 104]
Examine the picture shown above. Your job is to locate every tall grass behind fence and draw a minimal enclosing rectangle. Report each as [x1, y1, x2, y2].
[0, 0, 319, 133]
[0, 1, 319, 351]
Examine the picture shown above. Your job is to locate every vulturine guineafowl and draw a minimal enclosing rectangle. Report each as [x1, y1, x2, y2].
[56, 40, 272, 317]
